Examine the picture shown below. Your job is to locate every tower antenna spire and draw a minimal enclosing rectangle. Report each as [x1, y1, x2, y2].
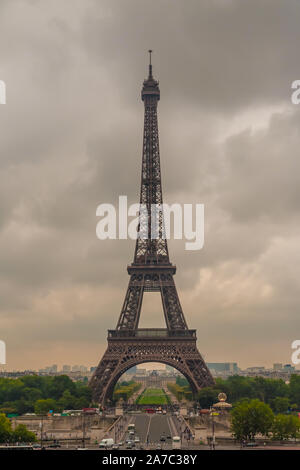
[148, 49, 153, 78]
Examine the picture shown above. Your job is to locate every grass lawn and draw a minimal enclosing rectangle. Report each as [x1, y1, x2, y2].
[136, 388, 169, 405]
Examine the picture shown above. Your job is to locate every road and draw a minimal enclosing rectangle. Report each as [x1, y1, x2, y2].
[133, 414, 150, 443]
[128, 413, 179, 444]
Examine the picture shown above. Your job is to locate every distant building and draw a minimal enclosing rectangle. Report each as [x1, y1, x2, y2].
[246, 366, 265, 372]
[127, 366, 137, 375]
[39, 364, 58, 373]
[273, 363, 283, 371]
[207, 363, 239, 375]
[283, 364, 295, 372]
[62, 365, 71, 373]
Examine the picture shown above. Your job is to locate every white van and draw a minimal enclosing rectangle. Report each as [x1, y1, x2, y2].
[172, 436, 181, 449]
[99, 438, 114, 448]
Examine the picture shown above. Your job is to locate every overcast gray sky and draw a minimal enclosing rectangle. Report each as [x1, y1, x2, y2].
[0, 0, 299, 370]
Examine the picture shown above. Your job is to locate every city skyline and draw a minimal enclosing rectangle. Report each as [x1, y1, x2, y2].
[1, 360, 299, 374]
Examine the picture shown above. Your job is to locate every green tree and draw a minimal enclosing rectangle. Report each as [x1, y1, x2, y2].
[12, 424, 36, 443]
[22, 387, 42, 403]
[20, 376, 44, 390]
[58, 390, 76, 410]
[272, 414, 300, 441]
[226, 376, 255, 402]
[0, 413, 13, 443]
[231, 399, 274, 441]
[74, 382, 92, 402]
[197, 387, 220, 409]
[73, 396, 90, 409]
[289, 375, 300, 407]
[271, 397, 290, 414]
[47, 375, 76, 399]
[14, 398, 33, 415]
[0, 406, 17, 415]
[34, 399, 57, 415]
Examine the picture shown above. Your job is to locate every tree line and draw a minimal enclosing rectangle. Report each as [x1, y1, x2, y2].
[113, 381, 141, 403]
[197, 375, 300, 412]
[167, 382, 193, 402]
[0, 375, 92, 415]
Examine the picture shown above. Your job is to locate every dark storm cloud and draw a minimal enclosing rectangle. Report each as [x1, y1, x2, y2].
[81, 0, 300, 111]
[0, 0, 299, 369]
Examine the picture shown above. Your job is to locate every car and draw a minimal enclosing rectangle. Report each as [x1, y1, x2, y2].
[246, 442, 258, 447]
[48, 443, 61, 448]
[134, 437, 140, 443]
[32, 444, 42, 449]
[160, 436, 166, 442]
[112, 444, 119, 449]
[118, 442, 123, 447]
[126, 443, 133, 449]
[156, 444, 162, 450]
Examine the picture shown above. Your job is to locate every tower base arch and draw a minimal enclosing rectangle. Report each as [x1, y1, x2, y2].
[90, 330, 214, 405]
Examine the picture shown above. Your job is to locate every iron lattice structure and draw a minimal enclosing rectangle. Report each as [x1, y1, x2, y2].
[90, 52, 214, 404]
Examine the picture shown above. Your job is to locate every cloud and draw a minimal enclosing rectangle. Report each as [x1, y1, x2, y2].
[0, 0, 299, 370]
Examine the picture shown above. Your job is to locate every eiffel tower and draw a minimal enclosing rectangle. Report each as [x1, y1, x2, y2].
[90, 51, 214, 404]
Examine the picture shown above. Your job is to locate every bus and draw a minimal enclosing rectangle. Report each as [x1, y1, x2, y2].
[172, 436, 181, 449]
[127, 423, 135, 432]
[82, 408, 98, 415]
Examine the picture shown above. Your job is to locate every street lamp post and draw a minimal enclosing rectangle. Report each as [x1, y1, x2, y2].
[40, 416, 44, 448]
[210, 392, 232, 449]
[82, 413, 86, 448]
[210, 406, 216, 450]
